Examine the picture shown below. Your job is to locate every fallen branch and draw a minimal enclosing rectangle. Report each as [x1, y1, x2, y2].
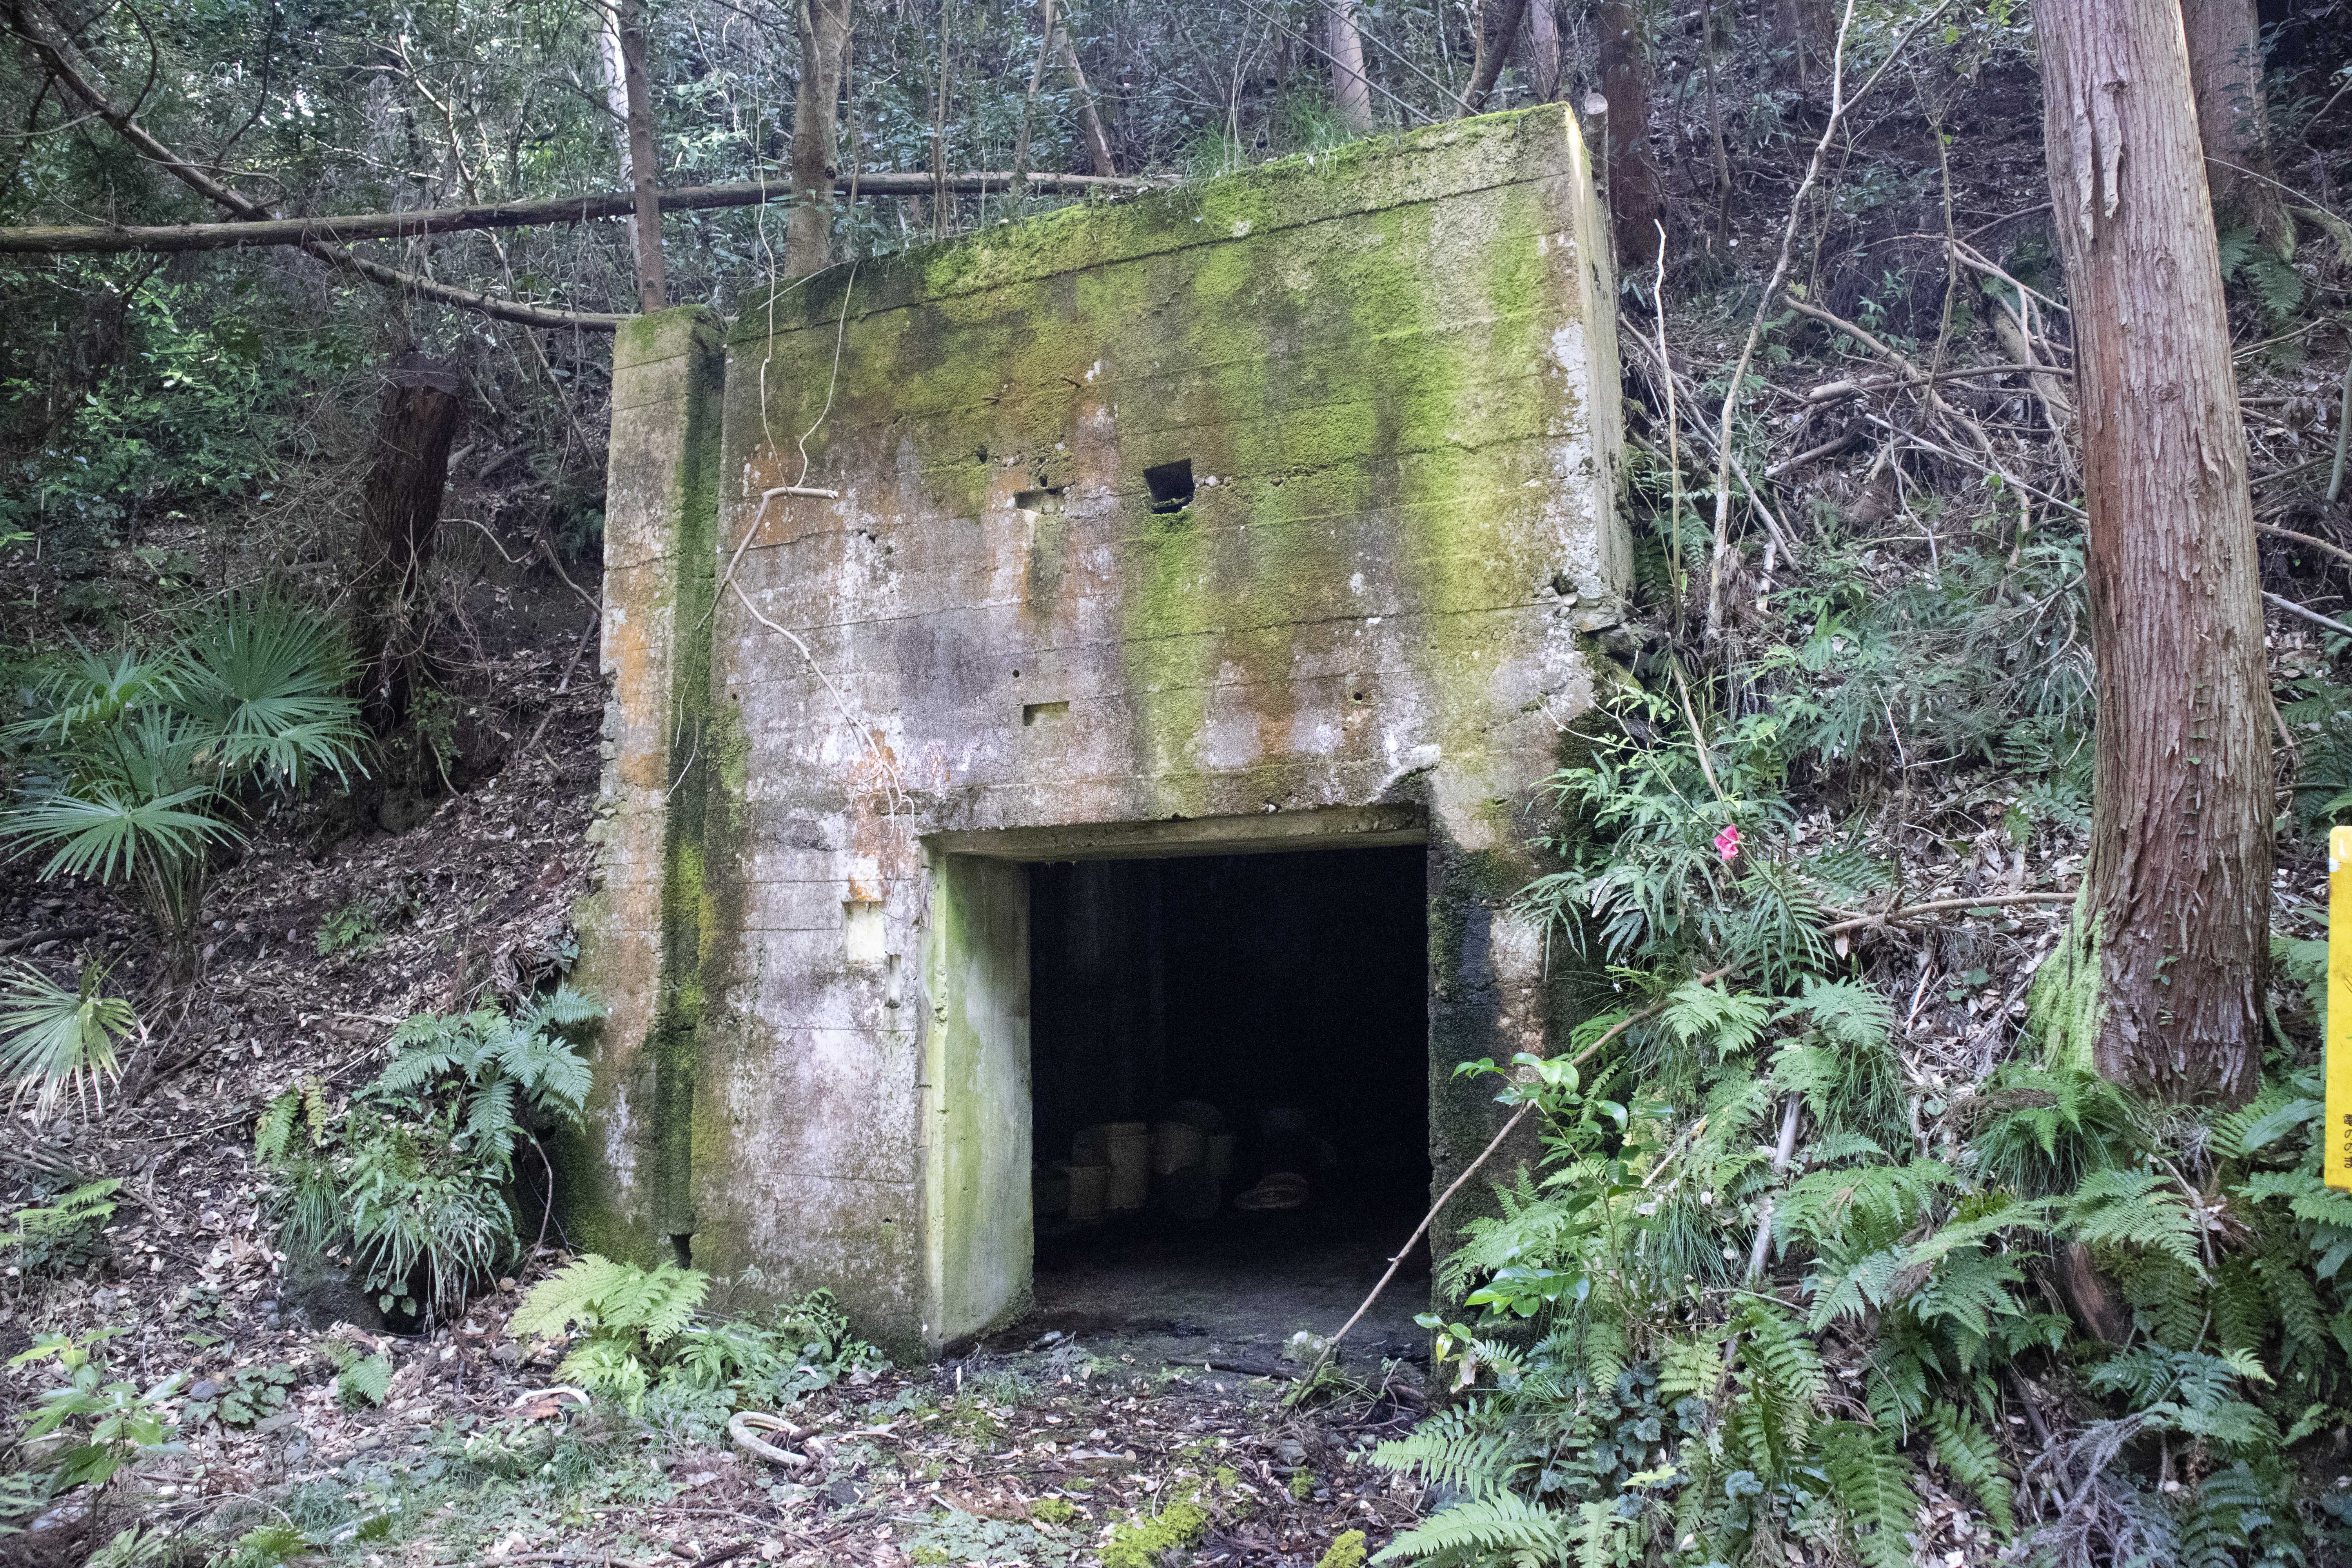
[1764, 428, 1861, 477]
[1801, 362, 2064, 405]
[1863, 415, 2087, 519]
[1743, 1095, 1804, 1279]
[2257, 521, 2352, 572]
[1819, 891, 2077, 937]
[12, 7, 619, 329]
[0, 172, 1146, 256]
[2265, 590, 2352, 639]
[1784, 297, 1978, 429]
[0, 923, 99, 956]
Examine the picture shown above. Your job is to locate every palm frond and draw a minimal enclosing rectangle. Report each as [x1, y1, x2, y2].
[0, 961, 136, 1118]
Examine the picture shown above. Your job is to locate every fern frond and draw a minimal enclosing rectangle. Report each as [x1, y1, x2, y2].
[1370, 1402, 1521, 1498]
[1924, 1400, 2013, 1539]
[1818, 1421, 1922, 1568]
[1372, 1490, 1571, 1567]
[2066, 1167, 2204, 1276]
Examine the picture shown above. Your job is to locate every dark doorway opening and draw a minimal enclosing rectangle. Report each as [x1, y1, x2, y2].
[1023, 845, 1431, 1356]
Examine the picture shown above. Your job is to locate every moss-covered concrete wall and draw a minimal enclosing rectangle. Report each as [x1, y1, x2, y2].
[571, 107, 1625, 1357]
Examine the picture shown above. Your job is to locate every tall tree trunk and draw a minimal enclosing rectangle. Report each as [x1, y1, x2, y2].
[787, 0, 856, 277]
[1460, 0, 1530, 114]
[617, 0, 665, 311]
[1058, 22, 1117, 176]
[2180, 0, 2289, 249]
[1598, 0, 1662, 268]
[1327, 0, 1374, 135]
[2030, 0, 2270, 1104]
[356, 355, 463, 737]
[1525, 0, 1561, 103]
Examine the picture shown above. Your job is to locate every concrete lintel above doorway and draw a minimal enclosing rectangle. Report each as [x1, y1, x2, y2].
[924, 805, 1427, 865]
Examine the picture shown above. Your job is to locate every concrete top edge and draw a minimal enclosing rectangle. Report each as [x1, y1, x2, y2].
[725, 105, 1590, 345]
[925, 804, 1429, 863]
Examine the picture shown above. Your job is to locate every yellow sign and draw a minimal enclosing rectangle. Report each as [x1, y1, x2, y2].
[2332, 826, 2352, 1191]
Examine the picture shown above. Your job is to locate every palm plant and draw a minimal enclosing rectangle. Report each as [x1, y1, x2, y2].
[0, 960, 138, 1119]
[0, 597, 366, 968]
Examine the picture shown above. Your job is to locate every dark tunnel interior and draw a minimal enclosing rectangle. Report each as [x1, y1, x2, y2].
[1022, 846, 1432, 1341]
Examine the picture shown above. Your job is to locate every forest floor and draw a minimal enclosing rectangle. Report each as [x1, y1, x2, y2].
[0, 626, 1435, 1568]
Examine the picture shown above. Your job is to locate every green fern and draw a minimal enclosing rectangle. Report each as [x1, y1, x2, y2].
[1817, 1421, 1921, 1568]
[2065, 1167, 2205, 1275]
[511, 1254, 709, 1345]
[328, 1351, 392, 1409]
[1776, 1160, 1951, 1253]
[1370, 1401, 1521, 1498]
[1922, 1401, 2013, 1539]
[1371, 1490, 1571, 1566]
[1728, 1301, 1826, 1480]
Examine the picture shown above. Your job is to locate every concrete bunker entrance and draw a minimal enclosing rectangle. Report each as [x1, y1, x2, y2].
[924, 810, 1436, 1356]
[1027, 844, 1431, 1348]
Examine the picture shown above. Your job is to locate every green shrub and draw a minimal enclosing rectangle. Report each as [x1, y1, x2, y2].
[314, 900, 381, 957]
[2, 1178, 120, 1276]
[254, 986, 601, 1321]
[0, 600, 365, 962]
[509, 1258, 885, 1414]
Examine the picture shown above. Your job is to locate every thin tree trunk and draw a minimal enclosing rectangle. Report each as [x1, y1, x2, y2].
[2031, 0, 2270, 1104]
[1327, 0, 1374, 134]
[1771, 0, 1835, 84]
[1459, 0, 1530, 114]
[617, 0, 665, 311]
[1702, 0, 1731, 242]
[787, 0, 856, 277]
[356, 355, 463, 737]
[1598, 0, 1662, 268]
[930, 0, 954, 239]
[2180, 0, 2289, 249]
[1058, 22, 1117, 176]
[1011, 0, 1056, 198]
[1525, 0, 1561, 103]
[596, 2, 639, 262]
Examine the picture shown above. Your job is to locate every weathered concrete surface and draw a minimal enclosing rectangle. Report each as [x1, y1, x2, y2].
[562, 305, 724, 1263]
[570, 106, 1626, 1357]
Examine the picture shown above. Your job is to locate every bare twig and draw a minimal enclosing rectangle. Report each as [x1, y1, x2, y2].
[1704, 0, 1957, 639]
[1300, 965, 1736, 1387]
[1819, 891, 2077, 937]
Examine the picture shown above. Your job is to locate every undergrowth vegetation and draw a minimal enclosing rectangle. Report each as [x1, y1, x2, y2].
[0, 598, 366, 964]
[254, 987, 603, 1324]
[1372, 526, 2352, 1564]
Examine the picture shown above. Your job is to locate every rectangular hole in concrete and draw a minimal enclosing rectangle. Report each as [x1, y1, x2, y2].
[1022, 701, 1070, 727]
[1021, 845, 1430, 1355]
[1143, 459, 1195, 514]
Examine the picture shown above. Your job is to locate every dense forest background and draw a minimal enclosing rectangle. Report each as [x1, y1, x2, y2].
[4, 0, 2352, 1564]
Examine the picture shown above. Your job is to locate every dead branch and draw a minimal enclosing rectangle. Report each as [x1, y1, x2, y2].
[2257, 520, 2352, 572]
[0, 172, 1147, 257]
[10, 2, 622, 329]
